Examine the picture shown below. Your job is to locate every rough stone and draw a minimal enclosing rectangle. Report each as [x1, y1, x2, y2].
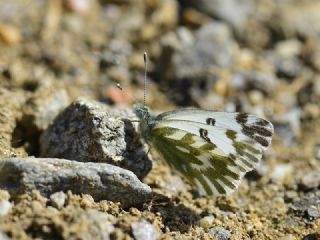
[49, 191, 66, 209]
[18, 85, 70, 155]
[208, 226, 231, 240]
[157, 22, 238, 105]
[300, 171, 320, 191]
[64, 209, 115, 240]
[131, 219, 160, 240]
[22, 87, 70, 132]
[0, 157, 152, 208]
[290, 191, 320, 223]
[40, 98, 151, 179]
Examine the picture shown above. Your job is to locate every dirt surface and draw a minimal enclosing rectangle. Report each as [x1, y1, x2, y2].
[0, 0, 320, 239]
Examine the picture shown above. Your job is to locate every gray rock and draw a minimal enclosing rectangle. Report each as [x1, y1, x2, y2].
[0, 199, 12, 216]
[208, 226, 231, 240]
[178, 21, 236, 72]
[50, 191, 66, 209]
[19, 86, 70, 154]
[273, 108, 301, 145]
[184, 0, 254, 32]
[64, 209, 115, 240]
[22, 87, 70, 132]
[231, 71, 277, 95]
[157, 22, 237, 105]
[267, 39, 303, 80]
[290, 191, 320, 223]
[300, 171, 320, 191]
[131, 219, 160, 240]
[0, 157, 152, 208]
[40, 98, 151, 179]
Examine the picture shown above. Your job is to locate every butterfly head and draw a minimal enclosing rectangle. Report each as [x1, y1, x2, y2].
[133, 103, 154, 139]
[134, 103, 151, 121]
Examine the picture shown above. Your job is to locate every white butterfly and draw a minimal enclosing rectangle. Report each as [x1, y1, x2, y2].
[134, 103, 273, 196]
[133, 53, 273, 196]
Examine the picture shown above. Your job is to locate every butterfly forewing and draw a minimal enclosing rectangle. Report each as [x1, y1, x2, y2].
[149, 109, 273, 196]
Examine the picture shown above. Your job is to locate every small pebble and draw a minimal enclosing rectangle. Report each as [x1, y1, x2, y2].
[65, 0, 90, 15]
[198, 215, 215, 230]
[270, 164, 293, 182]
[208, 226, 231, 240]
[131, 219, 160, 240]
[0, 199, 12, 216]
[0, 24, 21, 45]
[50, 191, 66, 209]
[300, 171, 320, 191]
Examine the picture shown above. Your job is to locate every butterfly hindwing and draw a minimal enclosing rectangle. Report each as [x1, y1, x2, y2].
[150, 126, 241, 195]
[148, 109, 273, 196]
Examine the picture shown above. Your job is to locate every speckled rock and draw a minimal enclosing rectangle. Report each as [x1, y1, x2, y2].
[65, 209, 115, 240]
[290, 191, 320, 223]
[0, 157, 152, 208]
[208, 226, 231, 240]
[131, 219, 160, 240]
[40, 98, 151, 179]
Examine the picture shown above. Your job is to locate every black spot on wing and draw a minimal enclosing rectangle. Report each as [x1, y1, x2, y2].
[253, 135, 269, 147]
[256, 119, 270, 127]
[236, 113, 248, 124]
[199, 128, 211, 142]
[236, 112, 272, 147]
[206, 118, 216, 126]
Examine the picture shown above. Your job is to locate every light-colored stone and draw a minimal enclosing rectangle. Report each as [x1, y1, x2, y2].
[0, 157, 152, 208]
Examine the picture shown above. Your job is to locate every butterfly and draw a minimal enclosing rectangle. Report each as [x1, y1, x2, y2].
[133, 53, 274, 196]
[134, 103, 273, 196]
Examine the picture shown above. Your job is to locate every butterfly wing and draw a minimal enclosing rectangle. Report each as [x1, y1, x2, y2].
[148, 109, 273, 196]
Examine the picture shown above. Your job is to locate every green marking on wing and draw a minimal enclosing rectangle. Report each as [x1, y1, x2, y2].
[150, 127, 244, 195]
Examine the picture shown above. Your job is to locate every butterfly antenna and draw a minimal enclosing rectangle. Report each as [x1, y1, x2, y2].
[143, 52, 148, 107]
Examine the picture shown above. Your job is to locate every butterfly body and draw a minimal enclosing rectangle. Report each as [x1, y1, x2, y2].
[134, 103, 273, 196]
